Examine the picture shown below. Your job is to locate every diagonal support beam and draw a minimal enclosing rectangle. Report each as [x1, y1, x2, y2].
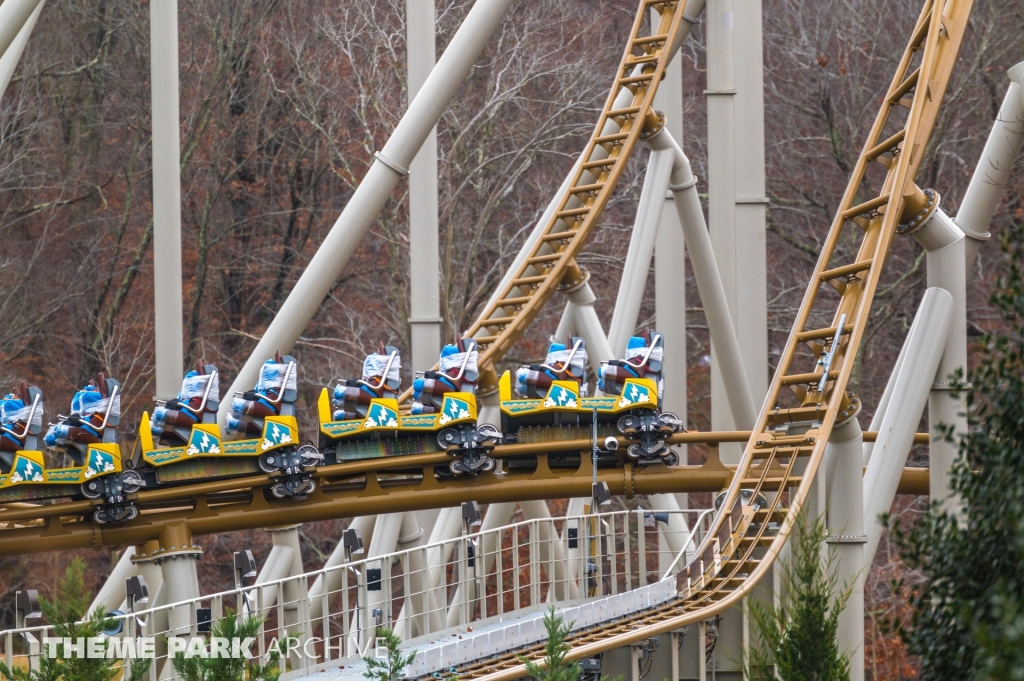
[220, 0, 516, 423]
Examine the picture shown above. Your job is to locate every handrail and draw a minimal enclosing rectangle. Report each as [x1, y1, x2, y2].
[659, 508, 714, 580]
[0, 394, 40, 440]
[539, 337, 585, 376]
[357, 352, 398, 392]
[620, 332, 662, 370]
[94, 384, 119, 431]
[449, 340, 477, 382]
[178, 370, 219, 415]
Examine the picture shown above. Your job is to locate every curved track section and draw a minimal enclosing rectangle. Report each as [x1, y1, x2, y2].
[398, 0, 703, 399]
[438, 1, 973, 678]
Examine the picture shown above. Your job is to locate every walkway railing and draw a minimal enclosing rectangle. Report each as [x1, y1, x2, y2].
[1, 507, 712, 680]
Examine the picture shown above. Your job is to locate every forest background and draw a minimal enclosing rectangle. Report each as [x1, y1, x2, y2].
[0, 1, 1021, 678]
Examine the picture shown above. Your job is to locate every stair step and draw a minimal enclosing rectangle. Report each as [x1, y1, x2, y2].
[540, 231, 577, 243]
[797, 323, 853, 342]
[821, 259, 873, 282]
[779, 370, 837, 387]
[888, 66, 921, 103]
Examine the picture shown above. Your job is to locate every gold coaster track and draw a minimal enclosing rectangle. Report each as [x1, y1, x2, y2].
[441, 0, 972, 679]
[397, 0, 701, 401]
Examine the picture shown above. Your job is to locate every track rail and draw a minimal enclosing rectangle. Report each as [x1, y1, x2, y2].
[396, 0, 702, 400]
[439, 1, 973, 679]
[0, 430, 923, 554]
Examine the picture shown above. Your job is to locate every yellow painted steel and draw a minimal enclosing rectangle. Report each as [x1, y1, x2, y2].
[446, 1, 974, 678]
[397, 0, 694, 401]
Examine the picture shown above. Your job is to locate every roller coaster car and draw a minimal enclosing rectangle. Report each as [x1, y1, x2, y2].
[499, 332, 681, 464]
[137, 355, 321, 500]
[599, 331, 682, 465]
[0, 376, 140, 524]
[318, 341, 500, 476]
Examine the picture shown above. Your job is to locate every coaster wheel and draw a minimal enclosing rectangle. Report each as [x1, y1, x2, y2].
[81, 478, 104, 500]
[438, 428, 460, 450]
[259, 452, 281, 473]
[120, 470, 144, 495]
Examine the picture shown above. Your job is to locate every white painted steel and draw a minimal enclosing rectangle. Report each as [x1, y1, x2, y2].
[309, 515, 377, 621]
[408, 0, 442, 369]
[0, 0, 43, 102]
[150, 0, 184, 400]
[0, 0, 42, 64]
[648, 127, 757, 430]
[608, 149, 675, 356]
[652, 45, 688, 490]
[827, 418, 865, 681]
[221, 0, 516, 423]
[88, 547, 137, 617]
[914, 209, 967, 511]
[0, 508, 710, 680]
[955, 65, 1024, 263]
[861, 288, 953, 578]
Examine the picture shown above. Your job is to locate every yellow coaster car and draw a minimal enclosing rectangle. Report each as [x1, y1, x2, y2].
[0, 376, 141, 524]
[319, 342, 500, 475]
[135, 357, 321, 499]
[501, 332, 682, 465]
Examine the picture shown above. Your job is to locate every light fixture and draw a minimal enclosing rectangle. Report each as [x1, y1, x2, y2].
[234, 550, 258, 587]
[126, 576, 149, 607]
[461, 501, 482, 526]
[343, 528, 364, 557]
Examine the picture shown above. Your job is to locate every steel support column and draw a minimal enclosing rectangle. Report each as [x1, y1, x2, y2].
[608, 149, 675, 356]
[827, 418, 865, 681]
[707, 0, 768, 464]
[150, 0, 184, 399]
[653, 48, 688, 481]
[862, 288, 954, 576]
[647, 128, 757, 430]
[407, 0, 442, 368]
[0, 0, 43, 102]
[956, 63, 1024, 264]
[222, 0, 516, 422]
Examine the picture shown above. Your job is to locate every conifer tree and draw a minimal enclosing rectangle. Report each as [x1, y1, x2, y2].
[746, 513, 851, 681]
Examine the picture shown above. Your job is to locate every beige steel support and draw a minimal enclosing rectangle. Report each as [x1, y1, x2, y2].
[427, 506, 465, 630]
[0, 0, 42, 64]
[150, 0, 184, 399]
[445, 502, 517, 628]
[646, 127, 757, 430]
[562, 273, 616, 374]
[253, 540, 296, 615]
[863, 345, 907, 465]
[827, 418, 866, 681]
[520, 499, 575, 601]
[706, 0, 760, 464]
[129, 548, 169, 678]
[407, 0, 442, 368]
[653, 48, 688, 476]
[362, 513, 405, 636]
[862, 288, 953, 578]
[221, 0, 515, 422]
[956, 63, 1024, 264]
[0, 0, 43, 102]
[393, 510, 437, 639]
[308, 515, 377, 621]
[669, 631, 682, 681]
[89, 547, 137, 616]
[649, 494, 695, 563]
[266, 526, 312, 666]
[910, 207, 967, 511]
[729, 0, 768, 399]
[697, 621, 707, 681]
[608, 149, 675, 355]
